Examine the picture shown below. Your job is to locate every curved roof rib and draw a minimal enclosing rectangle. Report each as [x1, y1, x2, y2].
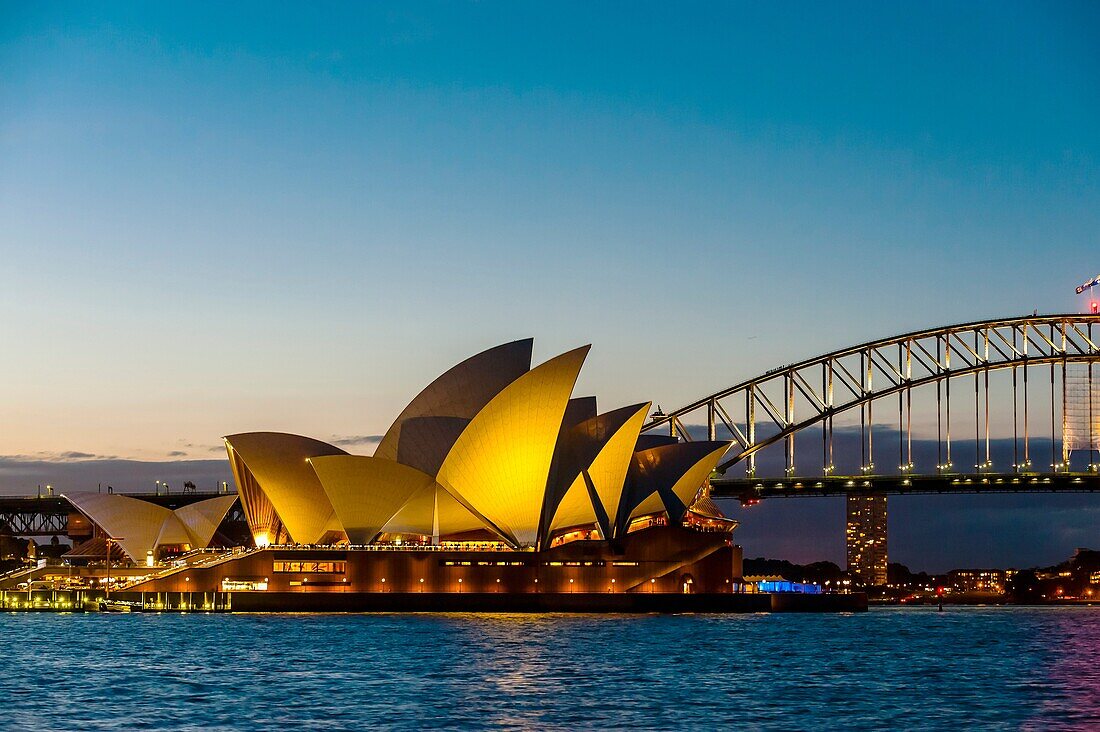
[375, 339, 533, 471]
[545, 402, 651, 540]
[310, 455, 438, 544]
[437, 345, 590, 547]
[617, 441, 730, 536]
[223, 432, 347, 545]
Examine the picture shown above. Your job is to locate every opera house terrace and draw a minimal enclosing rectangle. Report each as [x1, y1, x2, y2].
[1, 340, 865, 612]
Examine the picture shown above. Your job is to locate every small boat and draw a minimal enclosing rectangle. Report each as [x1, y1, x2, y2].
[97, 599, 136, 613]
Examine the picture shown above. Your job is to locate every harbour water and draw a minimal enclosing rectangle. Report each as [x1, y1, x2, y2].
[2, 607, 1097, 730]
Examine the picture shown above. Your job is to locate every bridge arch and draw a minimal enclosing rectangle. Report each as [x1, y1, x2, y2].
[641, 315, 1100, 475]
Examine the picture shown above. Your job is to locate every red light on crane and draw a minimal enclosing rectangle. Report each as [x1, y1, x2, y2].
[1092, 301, 1099, 314]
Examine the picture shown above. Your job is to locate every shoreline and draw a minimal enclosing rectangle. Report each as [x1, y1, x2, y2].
[0, 588, 868, 614]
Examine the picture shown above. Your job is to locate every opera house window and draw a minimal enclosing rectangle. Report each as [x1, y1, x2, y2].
[273, 560, 347, 574]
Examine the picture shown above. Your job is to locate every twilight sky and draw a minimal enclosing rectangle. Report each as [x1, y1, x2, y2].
[1, 3, 1098, 570]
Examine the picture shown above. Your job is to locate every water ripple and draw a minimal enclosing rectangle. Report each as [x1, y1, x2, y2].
[1, 607, 1098, 730]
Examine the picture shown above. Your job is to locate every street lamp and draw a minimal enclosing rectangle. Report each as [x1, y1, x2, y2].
[105, 537, 124, 599]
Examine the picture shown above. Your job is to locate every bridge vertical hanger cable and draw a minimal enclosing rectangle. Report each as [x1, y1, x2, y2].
[1023, 321, 1030, 470]
[990, 328, 998, 471]
[1013, 322, 1020, 471]
[906, 340, 913, 470]
[898, 344, 904, 472]
[1061, 321, 1069, 471]
[1090, 321, 1096, 471]
[746, 383, 756, 478]
[827, 361, 835, 474]
[1012, 360, 1019, 471]
[946, 333, 953, 471]
[974, 364, 980, 472]
[867, 349, 874, 472]
[822, 363, 828, 476]
[1051, 360, 1057, 470]
[937, 337, 943, 472]
[785, 372, 794, 475]
[860, 351, 866, 471]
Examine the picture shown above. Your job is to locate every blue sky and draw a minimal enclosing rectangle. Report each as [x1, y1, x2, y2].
[1, 2, 1098, 567]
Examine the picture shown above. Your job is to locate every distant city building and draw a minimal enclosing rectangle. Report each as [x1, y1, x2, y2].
[948, 569, 1006, 593]
[846, 494, 887, 586]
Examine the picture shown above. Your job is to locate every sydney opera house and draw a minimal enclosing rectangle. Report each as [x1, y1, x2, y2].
[60, 340, 757, 611]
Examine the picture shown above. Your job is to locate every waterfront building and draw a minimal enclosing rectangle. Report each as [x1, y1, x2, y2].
[846, 494, 887, 586]
[948, 569, 1006, 593]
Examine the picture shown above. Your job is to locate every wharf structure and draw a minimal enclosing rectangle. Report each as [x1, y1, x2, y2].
[5, 340, 864, 612]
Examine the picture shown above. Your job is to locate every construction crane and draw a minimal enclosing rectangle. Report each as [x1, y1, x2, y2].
[1077, 274, 1100, 313]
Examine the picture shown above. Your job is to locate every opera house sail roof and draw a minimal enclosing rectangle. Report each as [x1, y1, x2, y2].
[217, 340, 735, 550]
[62, 492, 238, 561]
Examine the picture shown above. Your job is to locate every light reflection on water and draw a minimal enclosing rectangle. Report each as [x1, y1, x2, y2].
[2, 607, 1098, 730]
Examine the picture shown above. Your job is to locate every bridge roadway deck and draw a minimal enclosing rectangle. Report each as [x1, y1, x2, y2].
[710, 472, 1100, 502]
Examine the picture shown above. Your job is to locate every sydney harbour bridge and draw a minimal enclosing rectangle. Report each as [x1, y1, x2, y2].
[640, 314, 1100, 584]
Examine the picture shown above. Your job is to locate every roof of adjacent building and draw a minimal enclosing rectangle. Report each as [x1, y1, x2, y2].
[62, 492, 238, 561]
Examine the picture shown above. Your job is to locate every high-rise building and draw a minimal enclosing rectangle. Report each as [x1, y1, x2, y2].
[846, 494, 887, 586]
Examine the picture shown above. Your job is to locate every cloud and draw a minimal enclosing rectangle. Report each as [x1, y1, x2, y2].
[166, 450, 188, 457]
[0, 451, 122, 462]
[329, 435, 384, 447]
[0, 457, 232, 495]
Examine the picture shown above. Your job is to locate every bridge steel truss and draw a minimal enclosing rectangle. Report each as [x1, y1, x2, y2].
[0, 498, 70, 537]
[641, 315, 1100, 478]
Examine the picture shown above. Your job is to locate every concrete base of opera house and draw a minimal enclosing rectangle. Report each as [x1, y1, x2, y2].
[43, 527, 867, 613]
